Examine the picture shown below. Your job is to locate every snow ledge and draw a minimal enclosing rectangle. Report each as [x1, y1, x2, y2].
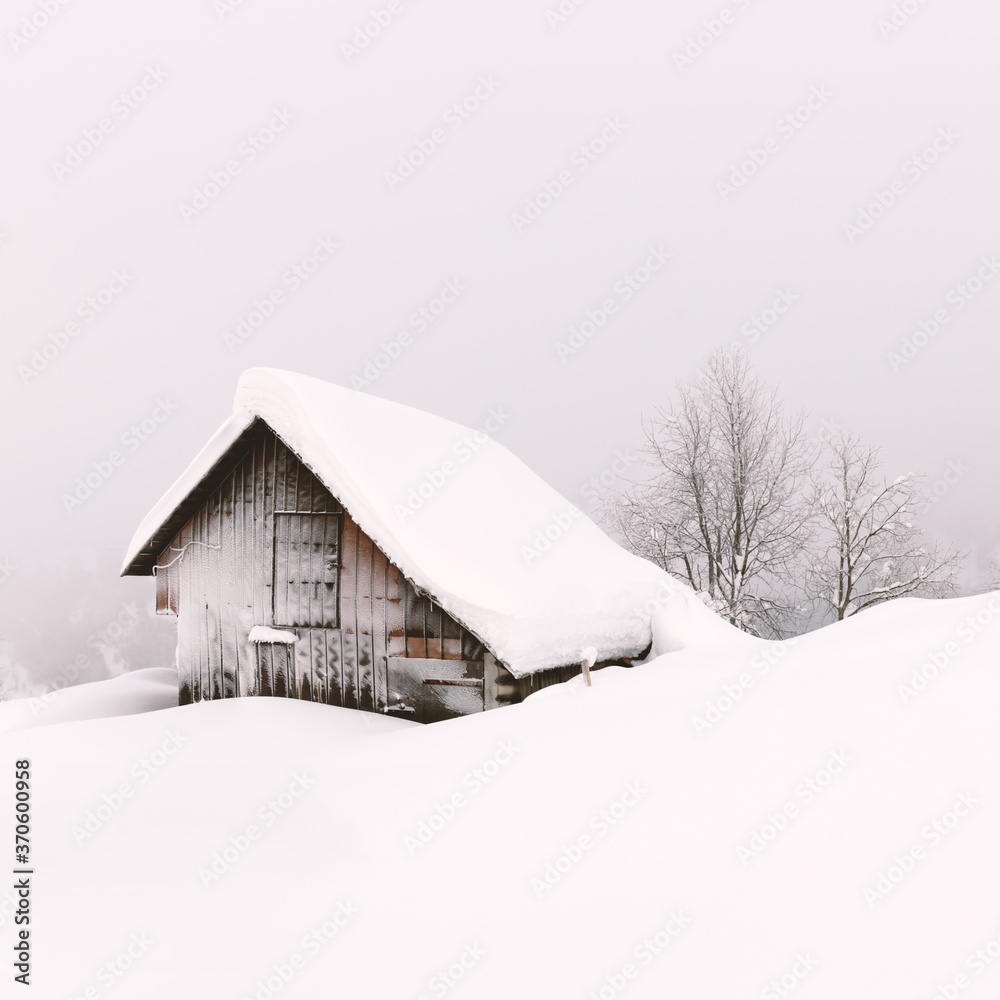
[248, 626, 298, 644]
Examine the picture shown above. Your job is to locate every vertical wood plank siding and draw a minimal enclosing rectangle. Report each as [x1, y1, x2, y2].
[161, 423, 495, 715]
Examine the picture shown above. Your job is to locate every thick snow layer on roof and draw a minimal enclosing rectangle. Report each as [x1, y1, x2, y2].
[123, 368, 731, 675]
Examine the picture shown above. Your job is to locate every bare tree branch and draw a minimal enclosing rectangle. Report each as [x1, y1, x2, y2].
[804, 429, 964, 621]
[600, 348, 813, 638]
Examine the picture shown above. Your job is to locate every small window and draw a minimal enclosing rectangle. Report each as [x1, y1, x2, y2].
[273, 513, 341, 627]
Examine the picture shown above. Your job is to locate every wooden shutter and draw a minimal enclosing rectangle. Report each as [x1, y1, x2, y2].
[273, 513, 341, 627]
[155, 550, 179, 615]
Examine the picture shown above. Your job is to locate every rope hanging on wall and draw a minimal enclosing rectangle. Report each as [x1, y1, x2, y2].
[151, 540, 221, 574]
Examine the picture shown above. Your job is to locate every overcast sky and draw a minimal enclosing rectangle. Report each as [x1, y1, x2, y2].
[2, 0, 998, 591]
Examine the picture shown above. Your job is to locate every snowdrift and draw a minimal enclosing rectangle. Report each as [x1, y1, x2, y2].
[4, 593, 1000, 998]
[0, 668, 178, 735]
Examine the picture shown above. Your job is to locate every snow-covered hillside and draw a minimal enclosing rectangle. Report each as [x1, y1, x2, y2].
[4, 593, 1000, 998]
[0, 667, 177, 734]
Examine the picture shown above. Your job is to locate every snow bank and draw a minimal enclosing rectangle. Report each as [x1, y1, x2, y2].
[525, 662, 636, 700]
[648, 587, 755, 656]
[123, 368, 725, 675]
[11, 593, 1000, 998]
[0, 667, 177, 734]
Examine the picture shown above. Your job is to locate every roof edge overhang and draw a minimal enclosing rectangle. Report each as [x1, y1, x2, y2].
[120, 413, 257, 576]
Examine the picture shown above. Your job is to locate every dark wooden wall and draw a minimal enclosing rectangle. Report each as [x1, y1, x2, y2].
[493, 660, 587, 705]
[154, 423, 486, 714]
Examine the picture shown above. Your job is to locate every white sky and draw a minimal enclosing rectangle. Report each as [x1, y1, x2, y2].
[1, 0, 998, 577]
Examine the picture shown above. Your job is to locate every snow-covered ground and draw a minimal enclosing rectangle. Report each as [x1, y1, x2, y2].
[0, 667, 177, 735]
[4, 593, 1000, 998]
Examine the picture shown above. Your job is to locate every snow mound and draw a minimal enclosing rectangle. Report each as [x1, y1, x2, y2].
[525, 663, 636, 699]
[648, 587, 755, 656]
[11, 593, 1000, 998]
[123, 368, 727, 675]
[0, 667, 178, 734]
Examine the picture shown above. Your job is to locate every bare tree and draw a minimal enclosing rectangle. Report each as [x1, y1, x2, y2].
[602, 348, 813, 638]
[805, 430, 963, 621]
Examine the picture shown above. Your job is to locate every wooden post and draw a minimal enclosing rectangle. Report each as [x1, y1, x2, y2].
[580, 645, 597, 687]
[581, 657, 592, 687]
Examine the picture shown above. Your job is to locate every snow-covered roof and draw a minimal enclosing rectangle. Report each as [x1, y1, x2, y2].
[122, 368, 705, 676]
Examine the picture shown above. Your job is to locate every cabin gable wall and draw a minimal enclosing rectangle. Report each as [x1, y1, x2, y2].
[156, 424, 491, 719]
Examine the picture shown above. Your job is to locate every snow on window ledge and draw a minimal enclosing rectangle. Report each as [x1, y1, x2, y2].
[248, 626, 298, 644]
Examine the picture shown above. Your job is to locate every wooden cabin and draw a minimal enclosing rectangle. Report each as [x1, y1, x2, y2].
[122, 369, 670, 723]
